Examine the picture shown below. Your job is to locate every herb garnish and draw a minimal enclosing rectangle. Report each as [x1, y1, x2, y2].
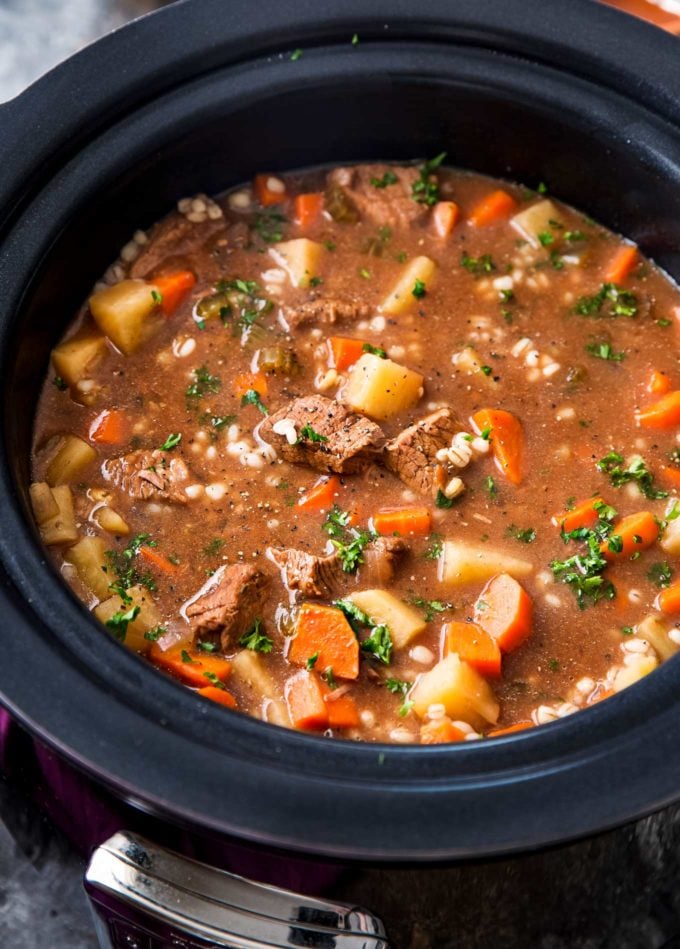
[53, 376, 68, 391]
[423, 534, 443, 560]
[585, 341, 626, 362]
[550, 500, 618, 608]
[238, 618, 273, 653]
[186, 366, 222, 401]
[506, 525, 536, 544]
[648, 562, 673, 588]
[298, 424, 328, 444]
[411, 152, 446, 207]
[435, 489, 455, 509]
[105, 605, 140, 641]
[151, 289, 163, 306]
[253, 210, 287, 243]
[385, 678, 414, 716]
[370, 170, 398, 189]
[486, 475, 498, 500]
[290, 48, 302, 61]
[362, 343, 387, 358]
[202, 671, 226, 690]
[334, 599, 393, 665]
[241, 389, 269, 415]
[306, 652, 319, 670]
[144, 625, 166, 642]
[412, 278, 427, 299]
[105, 533, 157, 602]
[203, 538, 225, 557]
[323, 506, 376, 572]
[596, 451, 667, 500]
[574, 283, 638, 318]
[461, 252, 496, 275]
[407, 595, 452, 622]
[159, 432, 182, 451]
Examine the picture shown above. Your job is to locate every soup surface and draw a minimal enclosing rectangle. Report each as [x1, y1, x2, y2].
[30, 160, 680, 743]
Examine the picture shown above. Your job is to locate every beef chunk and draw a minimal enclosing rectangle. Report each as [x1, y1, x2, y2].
[185, 563, 268, 648]
[326, 164, 428, 230]
[385, 408, 459, 497]
[129, 211, 226, 281]
[268, 547, 344, 598]
[102, 449, 190, 504]
[361, 536, 408, 586]
[258, 395, 385, 474]
[281, 297, 372, 331]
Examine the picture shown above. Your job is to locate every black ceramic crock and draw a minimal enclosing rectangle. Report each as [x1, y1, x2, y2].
[1, 0, 680, 864]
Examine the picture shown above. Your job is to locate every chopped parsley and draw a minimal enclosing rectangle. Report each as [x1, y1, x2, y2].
[150, 288, 163, 305]
[407, 595, 452, 622]
[358, 267, 371, 279]
[574, 283, 638, 318]
[290, 48, 302, 61]
[144, 625, 166, 642]
[564, 230, 587, 243]
[480, 364, 493, 376]
[411, 151, 446, 207]
[412, 278, 427, 299]
[499, 289, 514, 303]
[298, 424, 328, 444]
[647, 562, 673, 589]
[53, 376, 68, 391]
[159, 432, 182, 451]
[202, 537, 225, 557]
[323, 507, 375, 572]
[435, 489, 455, 509]
[322, 667, 337, 690]
[253, 210, 287, 243]
[306, 652, 319, 670]
[333, 599, 393, 665]
[202, 671, 226, 690]
[549, 250, 565, 270]
[370, 170, 398, 189]
[537, 231, 554, 247]
[550, 501, 618, 609]
[105, 533, 156, 602]
[585, 341, 626, 362]
[197, 641, 217, 652]
[240, 389, 269, 415]
[362, 342, 387, 358]
[181, 649, 197, 664]
[238, 618, 273, 653]
[461, 252, 496, 275]
[324, 239, 336, 252]
[186, 366, 222, 401]
[506, 525, 536, 544]
[215, 278, 273, 339]
[596, 451, 667, 500]
[422, 534, 443, 560]
[351, 32, 359, 45]
[200, 413, 237, 432]
[486, 475, 498, 500]
[385, 678, 414, 716]
[621, 626, 634, 636]
[105, 605, 140, 641]
[548, 658, 560, 672]
[309, 275, 323, 287]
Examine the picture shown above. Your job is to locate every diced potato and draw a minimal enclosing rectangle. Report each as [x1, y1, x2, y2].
[94, 584, 161, 654]
[89, 279, 163, 355]
[268, 238, 323, 288]
[342, 352, 423, 421]
[231, 649, 289, 726]
[510, 199, 564, 248]
[37, 485, 79, 546]
[438, 540, 532, 586]
[45, 434, 97, 486]
[452, 346, 498, 387]
[660, 516, 680, 556]
[51, 331, 108, 386]
[348, 589, 426, 650]
[410, 654, 499, 729]
[613, 654, 658, 693]
[636, 614, 680, 662]
[380, 255, 436, 315]
[29, 481, 59, 525]
[64, 535, 111, 601]
[95, 506, 130, 536]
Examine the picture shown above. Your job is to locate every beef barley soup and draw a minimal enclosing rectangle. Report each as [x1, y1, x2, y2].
[30, 159, 680, 743]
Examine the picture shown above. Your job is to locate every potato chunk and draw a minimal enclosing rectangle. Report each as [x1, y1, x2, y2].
[410, 654, 499, 729]
[95, 506, 130, 536]
[452, 346, 498, 387]
[613, 654, 658, 693]
[32, 484, 78, 546]
[510, 199, 564, 248]
[45, 434, 97, 486]
[636, 614, 680, 662]
[64, 536, 111, 601]
[268, 238, 323, 288]
[348, 589, 426, 650]
[380, 255, 436, 315]
[231, 649, 289, 726]
[94, 584, 161, 654]
[29, 482, 59, 525]
[660, 516, 680, 557]
[89, 279, 163, 354]
[342, 352, 423, 421]
[51, 332, 108, 386]
[438, 540, 532, 586]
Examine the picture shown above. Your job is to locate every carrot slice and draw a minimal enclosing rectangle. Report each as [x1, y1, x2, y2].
[138, 545, 178, 575]
[636, 390, 680, 429]
[285, 670, 329, 730]
[294, 192, 324, 229]
[603, 245, 638, 284]
[443, 621, 502, 677]
[660, 465, 680, 489]
[89, 409, 128, 445]
[233, 371, 268, 399]
[468, 189, 518, 227]
[254, 173, 287, 206]
[150, 271, 197, 316]
[288, 603, 359, 680]
[420, 719, 466, 744]
[656, 580, 680, 614]
[475, 574, 533, 653]
[327, 336, 369, 371]
[471, 408, 525, 485]
[432, 200, 459, 237]
[197, 686, 237, 708]
[647, 369, 672, 396]
[149, 644, 231, 688]
[324, 692, 360, 729]
[552, 495, 606, 533]
[297, 476, 342, 512]
[487, 721, 533, 738]
[600, 510, 659, 561]
[373, 507, 432, 537]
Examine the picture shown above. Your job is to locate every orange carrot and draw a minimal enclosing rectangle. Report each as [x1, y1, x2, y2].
[420, 719, 466, 744]
[285, 670, 329, 730]
[589, 688, 615, 705]
[373, 507, 432, 537]
[254, 173, 287, 206]
[89, 409, 128, 445]
[600, 510, 659, 561]
[288, 604, 359, 680]
[603, 245, 637, 284]
[468, 189, 518, 227]
[150, 271, 196, 316]
[656, 580, 680, 614]
[297, 476, 342, 512]
[327, 336, 370, 371]
[647, 369, 672, 396]
[138, 545, 178, 575]
[636, 390, 680, 429]
[432, 200, 459, 237]
[197, 686, 237, 708]
[443, 621, 502, 678]
[324, 691, 360, 729]
[150, 644, 231, 689]
[471, 408, 525, 485]
[660, 465, 680, 489]
[552, 495, 606, 533]
[233, 371, 268, 400]
[294, 192, 324, 229]
[475, 573, 533, 653]
[487, 721, 533, 738]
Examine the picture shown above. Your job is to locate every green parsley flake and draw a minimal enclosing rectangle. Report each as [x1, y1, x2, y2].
[412, 278, 426, 299]
[461, 252, 496, 275]
[370, 170, 398, 189]
[159, 432, 182, 452]
[411, 152, 446, 207]
[238, 618, 273, 653]
[298, 424, 328, 444]
[241, 389, 269, 415]
[105, 605, 140, 641]
[362, 343, 387, 358]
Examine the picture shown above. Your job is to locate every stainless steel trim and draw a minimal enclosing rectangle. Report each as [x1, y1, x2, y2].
[84, 830, 389, 948]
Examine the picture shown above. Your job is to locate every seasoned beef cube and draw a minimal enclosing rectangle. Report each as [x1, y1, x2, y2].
[385, 408, 459, 497]
[268, 547, 344, 598]
[361, 536, 408, 585]
[102, 449, 190, 504]
[129, 211, 226, 281]
[282, 297, 372, 331]
[326, 164, 428, 230]
[185, 563, 268, 648]
[258, 395, 385, 474]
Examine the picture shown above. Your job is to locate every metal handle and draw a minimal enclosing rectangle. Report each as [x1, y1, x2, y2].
[84, 830, 389, 948]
